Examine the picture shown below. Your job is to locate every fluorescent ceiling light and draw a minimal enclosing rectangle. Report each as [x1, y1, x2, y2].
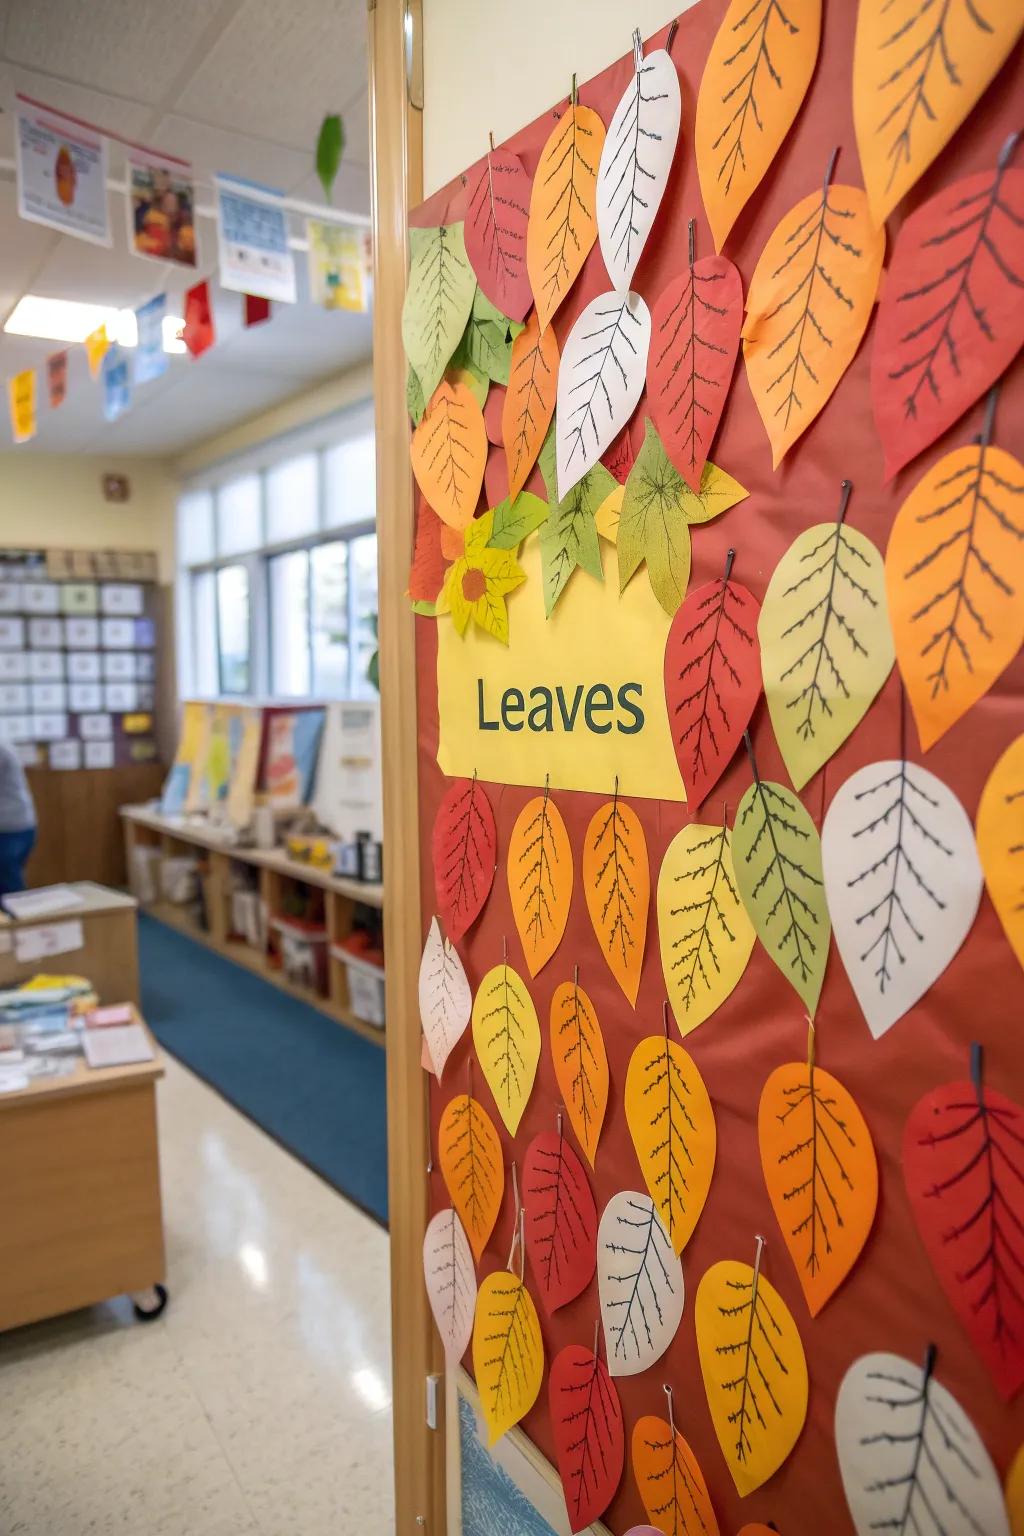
[5, 295, 185, 354]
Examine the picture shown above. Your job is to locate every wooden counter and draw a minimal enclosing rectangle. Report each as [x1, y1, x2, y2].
[0, 882, 139, 1005]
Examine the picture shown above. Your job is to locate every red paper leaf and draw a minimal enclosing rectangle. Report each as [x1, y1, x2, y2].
[431, 776, 497, 942]
[872, 155, 1024, 480]
[663, 573, 762, 807]
[523, 1130, 597, 1314]
[648, 254, 743, 492]
[484, 383, 505, 446]
[549, 1344, 624, 1533]
[465, 148, 533, 322]
[602, 426, 635, 485]
[903, 1067, 1024, 1401]
[408, 495, 448, 603]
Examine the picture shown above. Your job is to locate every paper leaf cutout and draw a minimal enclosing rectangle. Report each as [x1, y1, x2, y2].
[597, 46, 681, 292]
[734, 772, 830, 1017]
[664, 574, 762, 807]
[423, 1206, 477, 1363]
[759, 512, 894, 790]
[696, 1257, 808, 1496]
[557, 290, 651, 501]
[407, 362, 425, 425]
[582, 790, 650, 1006]
[836, 1350, 1012, 1536]
[487, 491, 549, 551]
[549, 1345, 624, 1534]
[659, 822, 757, 1037]
[410, 380, 487, 531]
[466, 288, 518, 385]
[408, 495, 446, 603]
[903, 1071, 1024, 1399]
[598, 1190, 684, 1378]
[471, 960, 540, 1136]
[624, 1529, 662, 1536]
[737, 1529, 777, 1536]
[403, 224, 477, 402]
[872, 161, 1024, 481]
[1007, 1444, 1024, 1536]
[523, 1131, 597, 1316]
[822, 759, 983, 1038]
[550, 977, 609, 1169]
[977, 733, 1024, 975]
[418, 916, 472, 1081]
[625, 1035, 716, 1256]
[742, 177, 884, 467]
[759, 1061, 878, 1316]
[885, 435, 1024, 751]
[539, 456, 617, 616]
[438, 1092, 504, 1263]
[472, 1268, 544, 1445]
[432, 776, 497, 942]
[503, 310, 559, 503]
[853, 0, 1024, 228]
[465, 147, 532, 322]
[596, 484, 624, 542]
[631, 1415, 721, 1536]
[603, 426, 635, 484]
[527, 103, 606, 332]
[648, 254, 743, 492]
[508, 786, 573, 976]
[436, 508, 526, 645]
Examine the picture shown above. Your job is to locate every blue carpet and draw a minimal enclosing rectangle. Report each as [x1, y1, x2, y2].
[138, 913, 388, 1225]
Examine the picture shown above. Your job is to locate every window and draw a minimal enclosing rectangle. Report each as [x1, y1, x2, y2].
[217, 566, 251, 694]
[269, 550, 311, 696]
[216, 474, 261, 556]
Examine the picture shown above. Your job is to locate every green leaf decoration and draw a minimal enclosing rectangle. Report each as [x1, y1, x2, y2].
[733, 761, 830, 1017]
[407, 363, 425, 425]
[538, 456, 616, 617]
[315, 113, 345, 203]
[464, 290, 523, 384]
[487, 491, 549, 550]
[446, 337, 489, 407]
[410, 599, 437, 617]
[402, 224, 477, 403]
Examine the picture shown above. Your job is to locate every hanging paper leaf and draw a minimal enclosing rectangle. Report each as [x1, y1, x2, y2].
[663, 571, 761, 807]
[315, 113, 344, 203]
[471, 959, 541, 1135]
[871, 155, 1024, 481]
[695, 0, 822, 253]
[977, 733, 1024, 976]
[472, 1267, 544, 1445]
[527, 102, 606, 332]
[852, 0, 1024, 228]
[407, 362, 425, 425]
[696, 1254, 809, 1496]
[438, 1092, 504, 1263]
[822, 759, 983, 1038]
[465, 288, 519, 385]
[523, 1130, 598, 1314]
[631, 1415, 721, 1536]
[484, 382, 504, 445]
[447, 358, 489, 411]
[503, 311, 559, 504]
[539, 456, 617, 616]
[507, 786, 573, 976]
[1007, 1444, 1024, 1536]
[436, 508, 526, 644]
[408, 495, 446, 603]
[432, 776, 497, 943]
[410, 379, 487, 531]
[486, 491, 549, 551]
[598, 1190, 684, 1378]
[758, 495, 894, 790]
[465, 146, 533, 322]
[402, 224, 477, 402]
[595, 484, 624, 542]
[836, 1349, 1012, 1536]
[550, 976, 609, 1169]
[742, 169, 885, 468]
[603, 426, 635, 485]
[423, 1206, 477, 1363]
[738, 1529, 778, 1536]
[556, 290, 651, 501]
[624, 1529, 663, 1536]
[549, 1344, 624, 1534]
[658, 821, 757, 1037]
[582, 789, 650, 1006]
[759, 1059, 878, 1316]
[418, 915, 472, 1081]
[625, 1034, 716, 1256]
[597, 43, 681, 292]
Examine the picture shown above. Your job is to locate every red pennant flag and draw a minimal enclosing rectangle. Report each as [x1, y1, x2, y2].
[183, 281, 215, 358]
[244, 294, 271, 327]
[47, 351, 68, 410]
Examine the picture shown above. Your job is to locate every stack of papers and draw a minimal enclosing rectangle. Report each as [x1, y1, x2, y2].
[2, 885, 85, 919]
[82, 1024, 154, 1069]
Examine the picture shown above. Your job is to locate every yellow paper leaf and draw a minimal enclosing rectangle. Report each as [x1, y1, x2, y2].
[550, 977, 609, 1168]
[472, 1269, 544, 1444]
[659, 822, 756, 1036]
[595, 484, 623, 543]
[507, 787, 573, 976]
[436, 509, 526, 646]
[1007, 1442, 1024, 1536]
[527, 104, 606, 332]
[582, 790, 650, 1006]
[410, 379, 487, 530]
[680, 459, 749, 525]
[625, 1035, 716, 1256]
[438, 1092, 504, 1263]
[471, 960, 540, 1135]
[976, 733, 1024, 977]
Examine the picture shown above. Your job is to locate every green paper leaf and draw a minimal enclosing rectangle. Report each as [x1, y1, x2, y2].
[446, 337, 489, 407]
[537, 419, 557, 501]
[402, 224, 477, 402]
[410, 599, 437, 617]
[407, 363, 425, 425]
[538, 461, 616, 617]
[316, 114, 345, 203]
[465, 288, 517, 383]
[487, 492, 549, 549]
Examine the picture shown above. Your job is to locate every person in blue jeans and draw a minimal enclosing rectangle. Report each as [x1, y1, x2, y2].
[0, 743, 36, 895]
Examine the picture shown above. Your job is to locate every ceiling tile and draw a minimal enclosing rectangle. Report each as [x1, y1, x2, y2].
[149, 113, 315, 195]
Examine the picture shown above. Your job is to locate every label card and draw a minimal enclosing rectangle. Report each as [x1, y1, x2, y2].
[27, 652, 64, 681]
[79, 712, 113, 740]
[83, 739, 115, 768]
[100, 583, 144, 616]
[67, 652, 101, 681]
[100, 617, 134, 649]
[65, 617, 99, 649]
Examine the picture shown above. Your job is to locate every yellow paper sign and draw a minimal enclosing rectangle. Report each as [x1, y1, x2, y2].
[307, 219, 369, 312]
[123, 713, 153, 735]
[8, 369, 36, 444]
[85, 324, 109, 379]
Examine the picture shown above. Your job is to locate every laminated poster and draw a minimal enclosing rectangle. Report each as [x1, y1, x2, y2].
[126, 146, 196, 268]
[15, 94, 110, 246]
[307, 219, 369, 312]
[216, 174, 297, 304]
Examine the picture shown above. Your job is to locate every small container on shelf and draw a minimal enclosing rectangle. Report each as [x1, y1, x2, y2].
[269, 913, 328, 995]
[161, 854, 200, 905]
[129, 844, 161, 904]
[332, 945, 385, 1030]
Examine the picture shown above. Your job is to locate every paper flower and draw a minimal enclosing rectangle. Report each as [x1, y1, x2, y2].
[436, 511, 525, 644]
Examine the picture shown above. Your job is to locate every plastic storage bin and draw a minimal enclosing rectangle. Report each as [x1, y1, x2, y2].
[332, 945, 386, 1030]
[270, 914, 328, 995]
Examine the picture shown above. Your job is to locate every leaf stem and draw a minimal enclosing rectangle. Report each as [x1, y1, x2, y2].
[743, 728, 759, 784]
[980, 385, 999, 449]
[688, 217, 695, 271]
[836, 478, 853, 526]
[998, 129, 1021, 170]
[971, 1041, 984, 1102]
[823, 146, 840, 198]
[723, 546, 735, 582]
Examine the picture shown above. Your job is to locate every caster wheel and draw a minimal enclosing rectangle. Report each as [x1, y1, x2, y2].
[132, 1283, 169, 1322]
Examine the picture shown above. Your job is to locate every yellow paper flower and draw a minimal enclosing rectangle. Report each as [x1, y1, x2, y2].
[436, 511, 526, 645]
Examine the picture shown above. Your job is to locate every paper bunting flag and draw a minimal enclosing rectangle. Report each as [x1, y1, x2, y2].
[410, 379, 487, 532]
[472, 1267, 544, 1445]
[742, 167, 884, 467]
[465, 146, 533, 322]
[408, 496, 447, 604]
[8, 370, 36, 445]
[402, 223, 476, 402]
[663, 569, 761, 807]
[486, 491, 548, 550]
[696, 1252, 808, 1496]
[822, 760, 982, 1038]
[436, 508, 526, 644]
[465, 288, 521, 386]
[438, 1092, 504, 1263]
[507, 787, 573, 976]
[597, 41, 680, 292]
[527, 102, 606, 332]
[903, 1058, 1024, 1399]
[734, 766, 830, 1016]
[872, 154, 1024, 481]
[47, 350, 67, 410]
[659, 821, 756, 1036]
[550, 1345, 624, 1534]
[977, 734, 1024, 975]
[503, 311, 559, 504]
[1007, 1445, 1024, 1536]
[550, 976, 609, 1168]
[418, 916, 472, 1080]
[582, 790, 649, 1005]
[432, 775, 497, 942]
[836, 1350, 1012, 1536]
[85, 323, 109, 378]
[523, 1130, 597, 1314]
[632, 1415, 720, 1536]
[556, 290, 651, 501]
[471, 959, 540, 1135]
[422, 1206, 477, 1363]
[759, 493, 894, 790]
[853, 0, 1024, 228]
[648, 245, 743, 492]
[598, 1190, 683, 1377]
[625, 1034, 716, 1256]
[696, 0, 822, 253]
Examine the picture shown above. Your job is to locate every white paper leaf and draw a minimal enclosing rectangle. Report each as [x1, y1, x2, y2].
[821, 761, 982, 1040]
[423, 1206, 477, 1363]
[597, 46, 681, 292]
[836, 1351, 1010, 1536]
[418, 915, 472, 1080]
[557, 290, 651, 501]
[598, 1189, 683, 1378]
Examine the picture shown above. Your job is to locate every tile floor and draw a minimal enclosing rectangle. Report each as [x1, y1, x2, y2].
[0, 1055, 395, 1534]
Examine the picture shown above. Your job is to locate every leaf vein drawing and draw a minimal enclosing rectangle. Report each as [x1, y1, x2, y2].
[627, 1035, 716, 1255]
[523, 1130, 597, 1313]
[503, 311, 559, 503]
[583, 789, 650, 1004]
[473, 1269, 544, 1444]
[410, 379, 487, 531]
[527, 104, 605, 332]
[465, 147, 532, 320]
[433, 774, 497, 942]
[632, 1415, 720, 1536]
[664, 825, 753, 1030]
[550, 1346, 624, 1533]
[509, 785, 573, 975]
[537, 426, 616, 614]
[715, 0, 798, 194]
[423, 1207, 477, 1361]
[558, 292, 650, 497]
[598, 46, 680, 290]
[551, 977, 609, 1168]
[598, 1191, 683, 1377]
[402, 223, 477, 401]
[438, 1092, 504, 1263]
[472, 959, 540, 1135]
[977, 734, 1024, 978]
[418, 915, 472, 1080]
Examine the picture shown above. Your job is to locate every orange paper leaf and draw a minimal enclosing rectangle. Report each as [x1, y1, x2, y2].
[503, 310, 559, 503]
[631, 1415, 720, 1536]
[508, 786, 573, 976]
[410, 380, 487, 530]
[582, 789, 650, 1006]
[550, 977, 609, 1168]
[977, 733, 1024, 977]
[438, 1092, 504, 1263]
[527, 104, 606, 332]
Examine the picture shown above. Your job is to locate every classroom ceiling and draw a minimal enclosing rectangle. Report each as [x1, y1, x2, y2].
[0, 0, 373, 458]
